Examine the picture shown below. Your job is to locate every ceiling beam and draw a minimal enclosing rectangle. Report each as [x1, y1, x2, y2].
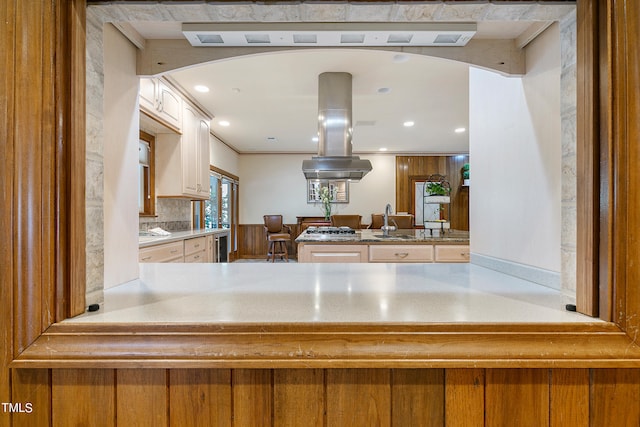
[137, 39, 525, 77]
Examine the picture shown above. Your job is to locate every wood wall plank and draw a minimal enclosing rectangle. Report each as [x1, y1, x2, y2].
[0, 0, 15, 423]
[576, 0, 602, 318]
[52, 369, 115, 427]
[117, 369, 167, 427]
[591, 369, 640, 426]
[550, 369, 589, 427]
[169, 369, 231, 427]
[233, 369, 272, 427]
[11, 369, 50, 427]
[67, 0, 87, 318]
[614, 0, 640, 345]
[392, 369, 444, 427]
[485, 369, 549, 427]
[274, 369, 324, 427]
[447, 156, 469, 231]
[326, 369, 390, 427]
[14, 0, 47, 357]
[445, 368, 484, 427]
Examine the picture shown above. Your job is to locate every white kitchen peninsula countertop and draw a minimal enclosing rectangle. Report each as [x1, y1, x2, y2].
[68, 263, 596, 324]
[139, 228, 229, 248]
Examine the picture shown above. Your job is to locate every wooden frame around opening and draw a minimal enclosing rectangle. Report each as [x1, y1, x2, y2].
[5, 0, 640, 370]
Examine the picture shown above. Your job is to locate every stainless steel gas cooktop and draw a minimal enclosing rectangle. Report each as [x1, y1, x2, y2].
[305, 226, 356, 235]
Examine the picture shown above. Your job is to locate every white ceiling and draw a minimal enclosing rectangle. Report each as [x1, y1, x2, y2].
[130, 20, 540, 154]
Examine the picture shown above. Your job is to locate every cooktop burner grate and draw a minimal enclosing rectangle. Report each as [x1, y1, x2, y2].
[306, 226, 356, 235]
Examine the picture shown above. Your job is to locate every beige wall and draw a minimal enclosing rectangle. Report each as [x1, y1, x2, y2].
[469, 24, 561, 273]
[103, 24, 140, 289]
[238, 153, 396, 225]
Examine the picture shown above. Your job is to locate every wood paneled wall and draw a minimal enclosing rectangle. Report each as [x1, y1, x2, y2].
[8, 367, 640, 426]
[238, 224, 301, 259]
[396, 155, 470, 231]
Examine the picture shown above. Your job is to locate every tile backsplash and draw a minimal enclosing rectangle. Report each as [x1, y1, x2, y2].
[140, 198, 192, 232]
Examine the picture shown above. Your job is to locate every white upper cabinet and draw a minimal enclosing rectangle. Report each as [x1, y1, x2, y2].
[197, 115, 211, 198]
[155, 102, 210, 200]
[139, 78, 156, 112]
[139, 78, 182, 133]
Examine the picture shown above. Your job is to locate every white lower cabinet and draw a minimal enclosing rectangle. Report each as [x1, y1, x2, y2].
[298, 243, 469, 263]
[206, 235, 215, 263]
[184, 236, 206, 263]
[139, 241, 184, 263]
[369, 245, 433, 263]
[140, 233, 227, 264]
[434, 245, 470, 262]
[297, 244, 368, 263]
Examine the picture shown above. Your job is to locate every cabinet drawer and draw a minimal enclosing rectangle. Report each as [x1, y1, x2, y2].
[435, 245, 470, 262]
[369, 245, 433, 263]
[184, 250, 206, 263]
[139, 241, 184, 263]
[184, 237, 206, 255]
[298, 244, 367, 263]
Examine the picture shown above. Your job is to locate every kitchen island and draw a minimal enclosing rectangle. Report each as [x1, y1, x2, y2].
[296, 228, 470, 263]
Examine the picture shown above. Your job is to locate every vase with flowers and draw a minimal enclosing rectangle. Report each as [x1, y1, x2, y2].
[319, 186, 334, 221]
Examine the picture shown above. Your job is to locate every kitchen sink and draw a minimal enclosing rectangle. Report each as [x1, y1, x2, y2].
[373, 234, 414, 240]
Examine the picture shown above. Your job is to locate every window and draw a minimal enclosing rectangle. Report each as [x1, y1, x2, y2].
[205, 173, 220, 229]
[193, 172, 220, 229]
[307, 180, 349, 203]
[193, 170, 238, 233]
[138, 131, 155, 216]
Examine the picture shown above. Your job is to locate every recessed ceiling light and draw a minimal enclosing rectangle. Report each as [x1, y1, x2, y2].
[312, 136, 319, 142]
[219, 120, 230, 127]
[194, 85, 210, 93]
[455, 127, 466, 133]
[377, 87, 391, 94]
[266, 136, 277, 142]
[231, 87, 241, 93]
[379, 147, 388, 152]
[403, 121, 415, 127]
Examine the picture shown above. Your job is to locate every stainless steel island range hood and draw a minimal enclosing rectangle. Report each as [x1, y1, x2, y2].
[302, 72, 372, 181]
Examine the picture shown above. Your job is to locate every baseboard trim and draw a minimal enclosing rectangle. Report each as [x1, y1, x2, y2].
[471, 253, 561, 290]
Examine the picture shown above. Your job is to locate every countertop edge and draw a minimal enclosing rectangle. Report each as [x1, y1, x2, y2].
[139, 228, 230, 248]
[295, 229, 470, 245]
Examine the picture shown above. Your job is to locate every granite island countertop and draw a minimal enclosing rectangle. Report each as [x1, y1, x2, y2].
[295, 229, 469, 244]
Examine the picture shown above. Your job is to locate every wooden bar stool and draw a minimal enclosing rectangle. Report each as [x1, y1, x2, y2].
[263, 215, 291, 262]
[267, 238, 289, 262]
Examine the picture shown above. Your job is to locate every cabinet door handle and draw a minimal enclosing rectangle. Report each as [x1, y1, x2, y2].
[141, 256, 152, 261]
[193, 244, 200, 248]
[193, 255, 200, 259]
[170, 250, 179, 254]
[394, 253, 409, 258]
[461, 252, 470, 257]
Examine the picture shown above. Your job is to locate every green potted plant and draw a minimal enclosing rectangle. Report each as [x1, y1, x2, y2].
[462, 163, 470, 186]
[319, 186, 334, 221]
[425, 181, 450, 196]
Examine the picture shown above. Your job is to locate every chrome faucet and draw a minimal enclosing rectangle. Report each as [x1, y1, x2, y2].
[381, 203, 396, 235]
